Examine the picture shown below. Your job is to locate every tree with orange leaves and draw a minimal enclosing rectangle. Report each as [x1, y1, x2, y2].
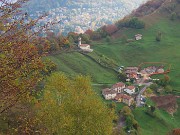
[168, 128, 180, 135]
[0, 0, 47, 114]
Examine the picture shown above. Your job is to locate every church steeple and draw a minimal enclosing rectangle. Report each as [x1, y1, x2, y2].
[78, 37, 81, 47]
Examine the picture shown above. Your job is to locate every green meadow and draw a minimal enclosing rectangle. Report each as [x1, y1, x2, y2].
[133, 98, 180, 135]
[49, 15, 180, 135]
[92, 18, 180, 90]
[50, 18, 180, 90]
[48, 52, 119, 84]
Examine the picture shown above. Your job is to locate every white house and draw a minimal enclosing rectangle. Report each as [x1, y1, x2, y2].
[111, 82, 126, 93]
[124, 86, 136, 95]
[102, 88, 117, 100]
[78, 37, 93, 52]
[79, 44, 91, 50]
[135, 34, 142, 40]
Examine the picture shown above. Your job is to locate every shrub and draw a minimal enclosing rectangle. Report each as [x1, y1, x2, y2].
[104, 24, 118, 35]
[170, 12, 177, 20]
[165, 85, 173, 93]
[116, 17, 145, 29]
[146, 88, 153, 94]
[156, 31, 162, 42]
[150, 83, 158, 91]
[106, 36, 111, 42]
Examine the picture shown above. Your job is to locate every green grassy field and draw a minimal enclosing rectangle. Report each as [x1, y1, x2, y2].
[133, 98, 180, 135]
[92, 18, 180, 90]
[49, 14, 180, 135]
[48, 52, 119, 84]
[49, 18, 180, 89]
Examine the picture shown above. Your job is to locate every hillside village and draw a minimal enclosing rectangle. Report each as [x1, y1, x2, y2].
[102, 65, 169, 106]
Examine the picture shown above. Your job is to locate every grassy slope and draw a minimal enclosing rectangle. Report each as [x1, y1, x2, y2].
[133, 98, 180, 135]
[49, 20, 180, 135]
[49, 1, 180, 134]
[48, 52, 125, 112]
[93, 18, 180, 90]
[48, 52, 119, 84]
[91, 18, 180, 134]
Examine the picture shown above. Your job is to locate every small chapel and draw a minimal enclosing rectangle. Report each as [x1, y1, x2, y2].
[78, 37, 93, 52]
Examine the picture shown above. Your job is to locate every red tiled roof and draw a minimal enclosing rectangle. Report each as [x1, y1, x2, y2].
[127, 86, 135, 90]
[130, 72, 137, 75]
[80, 44, 90, 47]
[112, 82, 125, 89]
[102, 88, 116, 95]
[115, 94, 132, 100]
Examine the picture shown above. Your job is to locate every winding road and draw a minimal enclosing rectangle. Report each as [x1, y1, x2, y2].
[136, 82, 152, 107]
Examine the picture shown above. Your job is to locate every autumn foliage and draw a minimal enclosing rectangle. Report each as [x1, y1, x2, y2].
[133, 0, 166, 17]
[0, 0, 46, 113]
[37, 73, 116, 135]
[102, 24, 118, 35]
[168, 128, 180, 135]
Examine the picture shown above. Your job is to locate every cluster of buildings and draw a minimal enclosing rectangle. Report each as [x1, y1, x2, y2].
[140, 66, 165, 75]
[122, 65, 165, 82]
[102, 82, 136, 106]
[102, 65, 166, 106]
[124, 67, 139, 80]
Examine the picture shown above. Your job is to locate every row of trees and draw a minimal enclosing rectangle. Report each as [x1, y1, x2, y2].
[83, 24, 118, 41]
[44, 24, 117, 53]
[39, 31, 92, 53]
[116, 17, 145, 29]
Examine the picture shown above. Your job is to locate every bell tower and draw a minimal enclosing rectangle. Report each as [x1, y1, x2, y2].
[78, 37, 81, 47]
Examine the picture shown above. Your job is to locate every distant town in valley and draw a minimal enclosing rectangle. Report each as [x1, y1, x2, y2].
[25, 0, 148, 35]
